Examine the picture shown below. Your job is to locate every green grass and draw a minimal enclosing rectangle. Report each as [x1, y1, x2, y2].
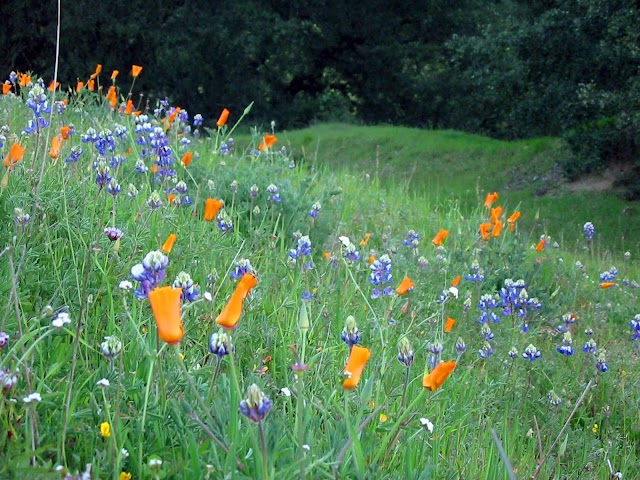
[1, 80, 640, 480]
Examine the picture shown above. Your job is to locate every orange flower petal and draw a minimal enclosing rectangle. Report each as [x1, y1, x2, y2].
[450, 275, 461, 287]
[111, 70, 119, 80]
[342, 345, 371, 390]
[479, 222, 492, 241]
[432, 229, 449, 246]
[132, 65, 143, 78]
[444, 317, 456, 333]
[396, 276, 415, 296]
[216, 108, 230, 127]
[148, 286, 184, 344]
[492, 220, 503, 238]
[507, 211, 521, 224]
[600, 282, 616, 289]
[484, 192, 499, 208]
[61, 126, 72, 140]
[204, 198, 224, 221]
[181, 152, 193, 167]
[422, 361, 456, 391]
[4, 142, 26, 168]
[2, 83, 12, 95]
[535, 239, 546, 252]
[49, 135, 63, 159]
[215, 273, 258, 330]
[76, 81, 85, 93]
[490, 206, 503, 224]
[162, 233, 177, 253]
[258, 134, 278, 151]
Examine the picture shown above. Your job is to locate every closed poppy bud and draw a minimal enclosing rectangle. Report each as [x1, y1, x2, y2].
[215, 274, 258, 330]
[396, 276, 415, 295]
[492, 220, 503, 238]
[342, 345, 371, 390]
[49, 135, 63, 159]
[484, 192, 499, 208]
[432, 229, 449, 246]
[132, 65, 143, 78]
[162, 233, 177, 253]
[204, 198, 223, 222]
[111, 70, 119, 80]
[148, 286, 184, 344]
[450, 275, 461, 287]
[444, 317, 456, 333]
[535, 238, 546, 252]
[422, 360, 456, 391]
[216, 108, 230, 128]
[181, 152, 193, 167]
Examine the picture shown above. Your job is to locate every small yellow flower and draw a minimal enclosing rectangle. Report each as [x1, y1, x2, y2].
[379, 413, 388, 423]
[592, 423, 599, 434]
[100, 422, 111, 438]
[119, 473, 132, 480]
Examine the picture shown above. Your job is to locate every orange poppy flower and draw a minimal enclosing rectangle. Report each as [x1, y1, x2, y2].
[87, 79, 95, 92]
[2, 83, 11, 95]
[216, 108, 230, 127]
[422, 360, 456, 391]
[432, 229, 449, 246]
[204, 198, 223, 221]
[49, 135, 63, 159]
[148, 286, 184, 344]
[396, 276, 415, 295]
[4, 142, 26, 168]
[181, 152, 193, 167]
[90, 64, 102, 79]
[111, 70, 119, 80]
[492, 220, 503, 238]
[484, 192, 499, 208]
[368, 255, 376, 265]
[490, 206, 503, 224]
[48, 81, 60, 92]
[507, 211, 521, 231]
[535, 238, 546, 252]
[76, 81, 85, 93]
[215, 273, 258, 330]
[600, 282, 616, 289]
[444, 317, 456, 333]
[359, 233, 371, 247]
[18, 73, 31, 87]
[162, 233, 177, 253]
[167, 107, 181, 123]
[451, 275, 461, 287]
[105, 86, 117, 108]
[124, 99, 134, 115]
[132, 65, 143, 78]
[60, 126, 72, 139]
[479, 222, 492, 241]
[258, 134, 278, 151]
[149, 164, 159, 174]
[342, 345, 371, 390]
[167, 193, 176, 204]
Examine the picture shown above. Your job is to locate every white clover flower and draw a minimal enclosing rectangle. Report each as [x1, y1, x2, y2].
[280, 387, 292, 397]
[97, 378, 110, 388]
[148, 458, 163, 468]
[119, 280, 133, 291]
[419, 417, 434, 433]
[23, 392, 42, 404]
[52, 311, 71, 328]
[121, 448, 129, 458]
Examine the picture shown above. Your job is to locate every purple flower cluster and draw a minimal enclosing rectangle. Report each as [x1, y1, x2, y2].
[583, 222, 595, 241]
[239, 384, 272, 423]
[289, 234, 312, 266]
[369, 254, 393, 299]
[402, 230, 421, 250]
[130, 250, 169, 299]
[477, 293, 499, 324]
[173, 271, 199, 302]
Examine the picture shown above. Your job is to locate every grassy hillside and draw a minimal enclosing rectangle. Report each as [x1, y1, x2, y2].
[271, 123, 639, 252]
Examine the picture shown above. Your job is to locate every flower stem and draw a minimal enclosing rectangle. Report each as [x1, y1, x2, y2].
[258, 420, 269, 480]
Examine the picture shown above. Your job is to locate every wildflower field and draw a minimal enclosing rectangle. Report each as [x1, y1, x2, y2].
[1, 67, 640, 480]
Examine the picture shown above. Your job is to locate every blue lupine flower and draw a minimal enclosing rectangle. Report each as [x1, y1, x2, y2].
[308, 202, 321, 218]
[65, 146, 83, 163]
[302, 290, 315, 301]
[94, 160, 112, 188]
[465, 260, 485, 282]
[582, 339, 597, 354]
[455, 337, 467, 354]
[480, 323, 494, 341]
[595, 350, 608, 373]
[107, 179, 121, 197]
[231, 258, 255, 280]
[341, 316, 360, 346]
[583, 222, 595, 240]
[478, 341, 494, 359]
[402, 230, 421, 249]
[131, 250, 169, 299]
[173, 271, 199, 302]
[209, 329, 233, 357]
[193, 114, 203, 127]
[216, 212, 234, 233]
[556, 332, 574, 356]
[522, 344, 541, 361]
[267, 184, 282, 203]
[220, 138, 235, 156]
[508, 347, 519, 359]
[239, 384, 272, 423]
[629, 314, 640, 341]
[146, 191, 163, 210]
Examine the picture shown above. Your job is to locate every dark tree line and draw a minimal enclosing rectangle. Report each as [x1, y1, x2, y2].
[2, 0, 639, 195]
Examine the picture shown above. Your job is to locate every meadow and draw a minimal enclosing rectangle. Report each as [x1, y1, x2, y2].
[1, 67, 639, 480]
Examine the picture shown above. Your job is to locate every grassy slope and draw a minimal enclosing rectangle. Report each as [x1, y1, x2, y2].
[272, 123, 639, 252]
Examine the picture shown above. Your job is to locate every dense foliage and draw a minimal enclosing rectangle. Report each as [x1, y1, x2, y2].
[2, 0, 639, 193]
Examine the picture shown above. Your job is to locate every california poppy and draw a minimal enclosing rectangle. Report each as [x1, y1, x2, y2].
[111, 70, 119, 81]
[2, 83, 11, 95]
[484, 192, 499, 208]
[167, 107, 181, 124]
[216, 108, 230, 127]
[215, 273, 258, 330]
[106, 86, 118, 108]
[535, 238, 546, 252]
[124, 99, 134, 115]
[61, 126, 72, 139]
[90, 64, 102, 79]
[450, 275, 461, 287]
[359, 232, 371, 247]
[181, 152, 193, 167]
[507, 211, 521, 231]
[18, 73, 31, 87]
[444, 317, 456, 333]
[49, 135, 63, 159]
[342, 345, 371, 390]
[396, 276, 415, 295]
[4, 142, 26, 168]
[167, 194, 176, 204]
[48, 81, 60, 92]
[432, 229, 449, 246]
[204, 198, 223, 221]
[148, 286, 184, 344]
[162, 233, 177, 253]
[600, 282, 616, 289]
[258, 134, 278, 151]
[87, 80, 95, 92]
[479, 223, 492, 241]
[76, 81, 85, 93]
[132, 65, 143, 78]
[490, 206, 503, 224]
[368, 255, 376, 265]
[422, 360, 456, 391]
[492, 220, 503, 238]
